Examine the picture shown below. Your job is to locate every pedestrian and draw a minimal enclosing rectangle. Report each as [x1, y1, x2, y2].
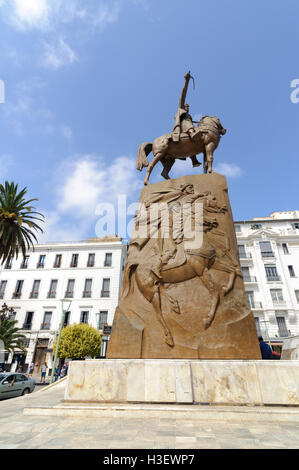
[29, 362, 34, 376]
[258, 336, 272, 359]
[54, 366, 60, 382]
[41, 362, 48, 383]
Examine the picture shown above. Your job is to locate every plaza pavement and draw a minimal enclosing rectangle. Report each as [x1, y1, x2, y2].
[0, 379, 299, 449]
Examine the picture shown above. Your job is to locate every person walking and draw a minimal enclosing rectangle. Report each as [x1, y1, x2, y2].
[41, 362, 48, 383]
[28, 362, 34, 376]
[54, 366, 60, 382]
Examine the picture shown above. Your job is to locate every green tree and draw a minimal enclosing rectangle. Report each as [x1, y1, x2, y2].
[0, 181, 44, 265]
[0, 313, 26, 356]
[53, 323, 102, 360]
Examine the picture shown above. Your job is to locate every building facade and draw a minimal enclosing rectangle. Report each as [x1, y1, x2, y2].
[235, 210, 299, 350]
[0, 236, 127, 373]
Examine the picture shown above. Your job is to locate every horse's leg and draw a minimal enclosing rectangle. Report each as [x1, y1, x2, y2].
[211, 259, 239, 296]
[205, 142, 216, 174]
[200, 268, 220, 330]
[203, 149, 208, 174]
[161, 155, 174, 180]
[135, 266, 174, 347]
[144, 151, 164, 185]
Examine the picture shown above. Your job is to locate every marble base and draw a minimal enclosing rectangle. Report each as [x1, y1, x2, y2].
[65, 359, 299, 406]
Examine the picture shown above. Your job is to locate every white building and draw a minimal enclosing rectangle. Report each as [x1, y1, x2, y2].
[235, 210, 299, 350]
[0, 236, 127, 373]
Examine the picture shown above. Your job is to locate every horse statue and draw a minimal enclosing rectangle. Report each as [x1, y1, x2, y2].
[136, 115, 226, 185]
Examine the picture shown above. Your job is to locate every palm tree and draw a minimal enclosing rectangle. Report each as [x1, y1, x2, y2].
[0, 182, 44, 264]
[0, 315, 26, 356]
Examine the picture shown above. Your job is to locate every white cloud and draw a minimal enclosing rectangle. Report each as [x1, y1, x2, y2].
[40, 154, 141, 242]
[41, 38, 78, 70]
[213, 162, 243, 178]
[9, 0, 51, 30]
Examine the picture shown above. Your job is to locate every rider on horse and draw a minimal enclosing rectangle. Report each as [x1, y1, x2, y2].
[172, 72, 201, 168]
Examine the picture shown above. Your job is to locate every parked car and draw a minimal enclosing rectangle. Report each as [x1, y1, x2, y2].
[0, 373, 35, 400]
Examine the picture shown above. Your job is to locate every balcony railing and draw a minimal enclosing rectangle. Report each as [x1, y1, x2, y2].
[266, 276, 281, 282]
[82, 291, 91, 298]
[12, 292, 22, 299]
[243, 276, 257, 283]
[65, 291, 74, 298]
[261, 252, 275, 258]
[273, 300, 286, 306]
[22, 323, 32, 330]
[30, 291, 39, 299]
[4, 265, 12, 270]
[40, 323, 51, 330]
[239, 252, 252, 259]
[20, 263, 28, 269]
[101, 290, 110, 297]
[47, 291, 56, 298]
[250, 301, 263, 309]
[36, 262, 45, 268]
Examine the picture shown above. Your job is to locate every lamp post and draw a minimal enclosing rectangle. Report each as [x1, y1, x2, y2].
[50, 299, 71, 384]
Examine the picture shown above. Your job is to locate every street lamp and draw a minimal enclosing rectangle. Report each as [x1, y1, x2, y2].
[49, 299, 72, 384]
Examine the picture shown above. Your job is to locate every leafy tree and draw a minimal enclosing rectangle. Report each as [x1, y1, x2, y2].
[53, 323, 102, 360]
[0, 313, 26, 355]
[0, 181, 44, 265]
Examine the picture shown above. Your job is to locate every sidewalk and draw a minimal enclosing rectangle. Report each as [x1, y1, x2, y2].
[0, 380, 299, 449]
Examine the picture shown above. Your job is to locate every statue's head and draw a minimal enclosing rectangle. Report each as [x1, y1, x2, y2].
[180, 183, 194, 194]
[184, 104, 190, 113]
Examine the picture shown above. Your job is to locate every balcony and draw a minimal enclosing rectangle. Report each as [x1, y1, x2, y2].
[273, 300, 286, 306]
[82, 291, 91, 298]
[250, 301, 263, 309]
[266, 276, 281, 282]
[101, 290, 110, 298]
[47, 291, 56, 299]
[40, 323, 51, 330]
[4, 265, 12, 270]
[53, 263, 61, 268]
[22, 323, 32, 330]
[36, 263, 45, 269]
[261, 252, 275, 258]
[20, 263, 28, 269]
[87, 263, 94, 267]
[29, 291, 39, 299]
[243, 276, 257, 283]
[12, 292, 22, 299]
[238, 252, 252, 259]
[70, 263, 78, 268]
[65, 291, 74, 298]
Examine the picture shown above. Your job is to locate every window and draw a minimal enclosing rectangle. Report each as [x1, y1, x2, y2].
[270, 289, 284, 303]
[37, 255, 46, 268]
[23, 312, 33, 330]
[295, 290, 299, 303]
[98, 311, 108, 329]
[54, 254, 62, 268]
[80, 311, 89, 324]
[21, 256, 29, 269]
[0, 280, 7, 299]
[234, 224, 241, 233]
[246, 291, 255, 308]
[64, 311, 71, 327]
[83, 279, 92, 298]
[101, 278, 110, 297]
[70, 254, 78, 268]
[23, 339, 30, 348]
[288, 265, 296, 277]
[4, 258, 12, 269]
[282, 243, 289, 254]
[48, 280, 58, 298]
[265, 265, 279, 281]
[254, 317, 262, 337]
[251, 223, 261, 230]
[241, 266, 255, 282]
[30, 280, 41, 299]
[291, 222, 299, 230]
[13, 280, 24, 299]
[276, 316, 289, 337]
[87, 253, 95, 267]
[238, 245, 247, 258]
[65, 279, 75, 298]
[41, 312, 52, 330]
[259, 241, 273, 258]
[104, 253, 112, 267]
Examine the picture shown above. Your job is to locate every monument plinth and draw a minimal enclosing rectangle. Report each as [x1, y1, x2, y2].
[107, 173, 261, 359]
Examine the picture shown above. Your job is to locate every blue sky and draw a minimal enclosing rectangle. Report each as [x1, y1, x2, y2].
[0, 0, 298, 242]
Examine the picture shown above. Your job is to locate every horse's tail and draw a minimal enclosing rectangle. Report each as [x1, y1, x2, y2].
[136, 142, 152, 171]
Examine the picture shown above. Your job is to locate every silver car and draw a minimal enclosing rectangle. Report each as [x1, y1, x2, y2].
[0, 373, 35, 400]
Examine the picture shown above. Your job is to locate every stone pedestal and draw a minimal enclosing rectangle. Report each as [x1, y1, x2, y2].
[65, 359, 299, 406]
[107, 173, 261, 359]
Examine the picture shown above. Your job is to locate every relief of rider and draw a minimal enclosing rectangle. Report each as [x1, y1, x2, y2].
[172, 72, 201, 168]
